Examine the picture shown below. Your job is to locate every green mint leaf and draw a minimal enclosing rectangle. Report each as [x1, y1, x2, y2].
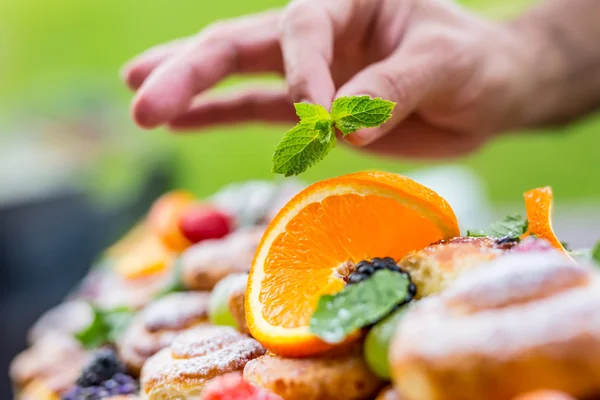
[309, 270, 410, 344]
[294, 103, 330, 122]
[103, 307, 135, 343]
[466, 214, 528, 239]
[272, 121, 336, 177]
[75, 306, 109, 349]
[331, 96, 395, 135]
[75, 305, 135, 349]
[592, 240, 600, 265]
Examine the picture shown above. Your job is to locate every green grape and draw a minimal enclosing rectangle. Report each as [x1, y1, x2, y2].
[364, 306, 408, 379]
[208, 273, 248, 328]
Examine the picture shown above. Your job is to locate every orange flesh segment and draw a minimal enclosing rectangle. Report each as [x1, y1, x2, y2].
[148, 190, 196, 252]
[261, 194, 445, 328]
[522, 186, 566, 251]
[246, 171, 460, 357]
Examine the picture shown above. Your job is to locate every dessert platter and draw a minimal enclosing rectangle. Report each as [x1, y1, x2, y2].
[10, 171, 600, 400]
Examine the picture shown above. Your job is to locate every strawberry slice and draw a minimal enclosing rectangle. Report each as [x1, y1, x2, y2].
[202, 373, 281, 400]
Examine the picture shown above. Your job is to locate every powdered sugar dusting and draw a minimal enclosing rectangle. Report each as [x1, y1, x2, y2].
[392, 252, 600, 364]
[444, 251, 588, 313]
[141, 326, 265, 396]
[143, 292, 210, 332]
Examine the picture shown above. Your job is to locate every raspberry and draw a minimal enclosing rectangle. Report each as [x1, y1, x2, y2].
[179, 205, 233, 244]
[202, 372, 282, 400]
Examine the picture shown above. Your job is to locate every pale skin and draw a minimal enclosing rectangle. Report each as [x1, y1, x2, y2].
[122, 0, 600, 159]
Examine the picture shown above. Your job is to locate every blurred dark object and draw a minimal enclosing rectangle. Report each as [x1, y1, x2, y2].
[0, 166, 171, 399]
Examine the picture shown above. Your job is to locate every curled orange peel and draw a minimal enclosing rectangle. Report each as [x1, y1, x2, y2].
[521, 186, 568, 254]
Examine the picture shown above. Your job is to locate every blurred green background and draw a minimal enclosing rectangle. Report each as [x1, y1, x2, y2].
[0, 0, 598, 206]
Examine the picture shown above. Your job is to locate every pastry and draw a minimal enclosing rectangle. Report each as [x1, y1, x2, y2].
[398, 236, 511, 297]
[227, 276, 249, 334]
[181, 226, 265, 290]
[118, 292, 211, 375]
[390, 251, 600, 400]
[243, 347, 384, 400]
[10, 333, 89, 395]
[27, 300, 94, 344]
[141, 326, 265, 399]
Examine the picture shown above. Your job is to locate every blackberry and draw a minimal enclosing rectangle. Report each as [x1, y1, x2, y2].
[63, 373, 139, 400]
[348, 257, 404, 284]
[76, 348, 124, 388]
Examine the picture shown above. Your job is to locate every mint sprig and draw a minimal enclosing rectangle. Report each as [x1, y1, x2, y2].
[467, 213, 528, 239]
[309, 270, 410, 344]
[272, 96, 395, 176]
[75, 305, 135, 349]
[592, 240, 600, 265]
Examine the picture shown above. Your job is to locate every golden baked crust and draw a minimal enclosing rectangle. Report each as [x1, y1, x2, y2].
[228, 277, 249, 334]
[10, 333, 88, 394]
[243, 348, 384, 400]
[398, 237, 508, 297]
[181, 227, 264, 290]
[118, 292, 211, 375]
[141, 326, 265, 399]
[390, 252, 600, 400]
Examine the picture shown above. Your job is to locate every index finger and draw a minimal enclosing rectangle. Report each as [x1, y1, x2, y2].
[279, 0, 336, 106]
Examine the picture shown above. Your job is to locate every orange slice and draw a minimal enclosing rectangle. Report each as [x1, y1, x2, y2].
[108, 222, 175, 280]
[522, 187, 567, 252]
[245, 171, 460, 357]
[147, 190, 196, 252]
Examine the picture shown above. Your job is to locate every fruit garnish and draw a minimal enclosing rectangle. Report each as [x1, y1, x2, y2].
[466, 213, 528, 239]
[209, 273, 248, 328]
[364, 306, 409, 380]
[521, 187, 566, 252]
[75, 306, 134, 349]
[272, 96, 395, 176]
[245, 171, 459, 356]
[310, 269, 414, 344]
[147, 190, 196, 252]
[592, 241, 600, 265]
[202, 372, 282, 400]
[179, 205, 233, 244]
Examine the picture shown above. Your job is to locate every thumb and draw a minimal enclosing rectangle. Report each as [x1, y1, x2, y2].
[335, 48, 449, 147]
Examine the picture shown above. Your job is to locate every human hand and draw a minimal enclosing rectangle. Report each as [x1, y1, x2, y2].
[123, 0, 537, 158]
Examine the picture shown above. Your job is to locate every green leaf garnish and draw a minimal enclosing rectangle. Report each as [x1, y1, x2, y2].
[592, 240, 600, 265]
[309, 270, 410, 344]
[330, 96, 395, 135]
[75, 305, 134, 349]
[272, 96, 395, 176]
[466, 213, 528, 239]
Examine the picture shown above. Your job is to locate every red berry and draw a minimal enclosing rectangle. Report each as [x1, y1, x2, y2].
[179, 206, 233, 244]
[202, 373, 282, 400]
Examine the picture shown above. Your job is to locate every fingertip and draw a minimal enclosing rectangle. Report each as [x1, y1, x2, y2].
[339, 127, 381, 147]
[131, 94, 162, 129]
[121, 63, 147, 91]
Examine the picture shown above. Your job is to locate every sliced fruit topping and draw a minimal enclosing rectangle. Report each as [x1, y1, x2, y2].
[522, 187, 567, 252]
[202, 372, 282, 400]
[179, 205, 233, 244]
[246, 171, 459, 357]
[147, 190, 196, 252]
[209, 273, 248, 328]
[364, 306, 409, 380]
